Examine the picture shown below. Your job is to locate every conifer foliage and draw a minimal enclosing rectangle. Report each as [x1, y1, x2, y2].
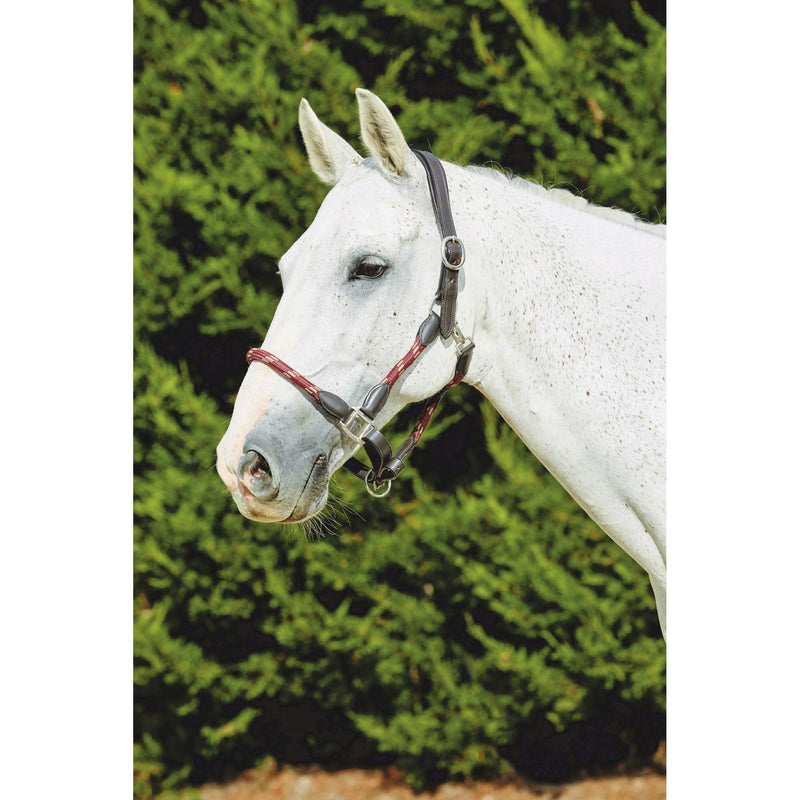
[134, 1, 666, 795]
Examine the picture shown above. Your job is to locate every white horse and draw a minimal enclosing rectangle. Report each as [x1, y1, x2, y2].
[216, 90, 666, 634]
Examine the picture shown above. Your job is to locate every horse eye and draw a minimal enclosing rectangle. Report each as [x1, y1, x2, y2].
[354, 257, 387, 280]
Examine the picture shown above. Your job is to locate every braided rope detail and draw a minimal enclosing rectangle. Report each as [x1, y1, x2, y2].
[246, 348, 322, 401]
[409, 372, 465, 444]
[383, 336, 425, 387]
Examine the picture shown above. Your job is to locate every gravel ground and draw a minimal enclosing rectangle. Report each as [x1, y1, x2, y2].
[200, 762, 666, 800]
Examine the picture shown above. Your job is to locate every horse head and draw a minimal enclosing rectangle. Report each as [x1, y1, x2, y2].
[216, 90, 480, 523]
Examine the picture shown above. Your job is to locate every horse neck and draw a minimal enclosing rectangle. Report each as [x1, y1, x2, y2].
[453, 164, 666, 514]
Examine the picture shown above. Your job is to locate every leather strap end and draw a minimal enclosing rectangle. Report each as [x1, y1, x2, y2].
[360, 382, 391, 419]
[417, 312, 440, 347]
[438, 276, 458, 338]
[343, 457, 372, 481]
[318, 390, 352, 421]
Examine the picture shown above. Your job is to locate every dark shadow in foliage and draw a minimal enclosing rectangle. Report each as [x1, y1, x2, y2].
[217, 699, 392, 785]
[500, 699, 665, 782]
[164, 0, 209, 29]
[150, 316, 255, 405]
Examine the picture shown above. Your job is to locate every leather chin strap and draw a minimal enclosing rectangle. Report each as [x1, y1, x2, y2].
[245, 150, 474, 497]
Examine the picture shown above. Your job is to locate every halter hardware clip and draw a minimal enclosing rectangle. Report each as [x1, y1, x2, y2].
[338, 407, 375, 444]
[452, 323, 473, 355]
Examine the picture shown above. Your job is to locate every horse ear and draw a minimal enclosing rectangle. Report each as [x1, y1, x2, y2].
[298, 98, 361, 185]
[356, 88, 411, 178]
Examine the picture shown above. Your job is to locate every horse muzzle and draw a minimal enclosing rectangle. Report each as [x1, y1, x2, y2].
[217, 426, 332, 523]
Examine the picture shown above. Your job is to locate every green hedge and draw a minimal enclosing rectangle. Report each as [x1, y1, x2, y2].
[134, 0, 665, 795]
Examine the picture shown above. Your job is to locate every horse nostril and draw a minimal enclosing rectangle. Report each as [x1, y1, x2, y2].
[237, 450, 277, 499]
[249, 452, 271, 480]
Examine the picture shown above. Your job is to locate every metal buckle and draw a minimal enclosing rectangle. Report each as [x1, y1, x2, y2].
[452, 323, 473, 354]
[441, 235, 465, 270]
[338, 408, 375, 444]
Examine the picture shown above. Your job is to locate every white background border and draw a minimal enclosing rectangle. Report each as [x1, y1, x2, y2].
[3, 2, 798, 796]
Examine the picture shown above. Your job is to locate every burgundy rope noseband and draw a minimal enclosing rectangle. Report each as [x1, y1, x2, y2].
[246, 150, 474, 497]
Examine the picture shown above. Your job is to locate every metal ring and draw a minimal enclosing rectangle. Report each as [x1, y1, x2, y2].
[365, 479, 392, 498]
[441, 235, 465, 270]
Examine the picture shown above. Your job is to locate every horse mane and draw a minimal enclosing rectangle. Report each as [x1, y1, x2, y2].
[465, 164, 666, 237]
